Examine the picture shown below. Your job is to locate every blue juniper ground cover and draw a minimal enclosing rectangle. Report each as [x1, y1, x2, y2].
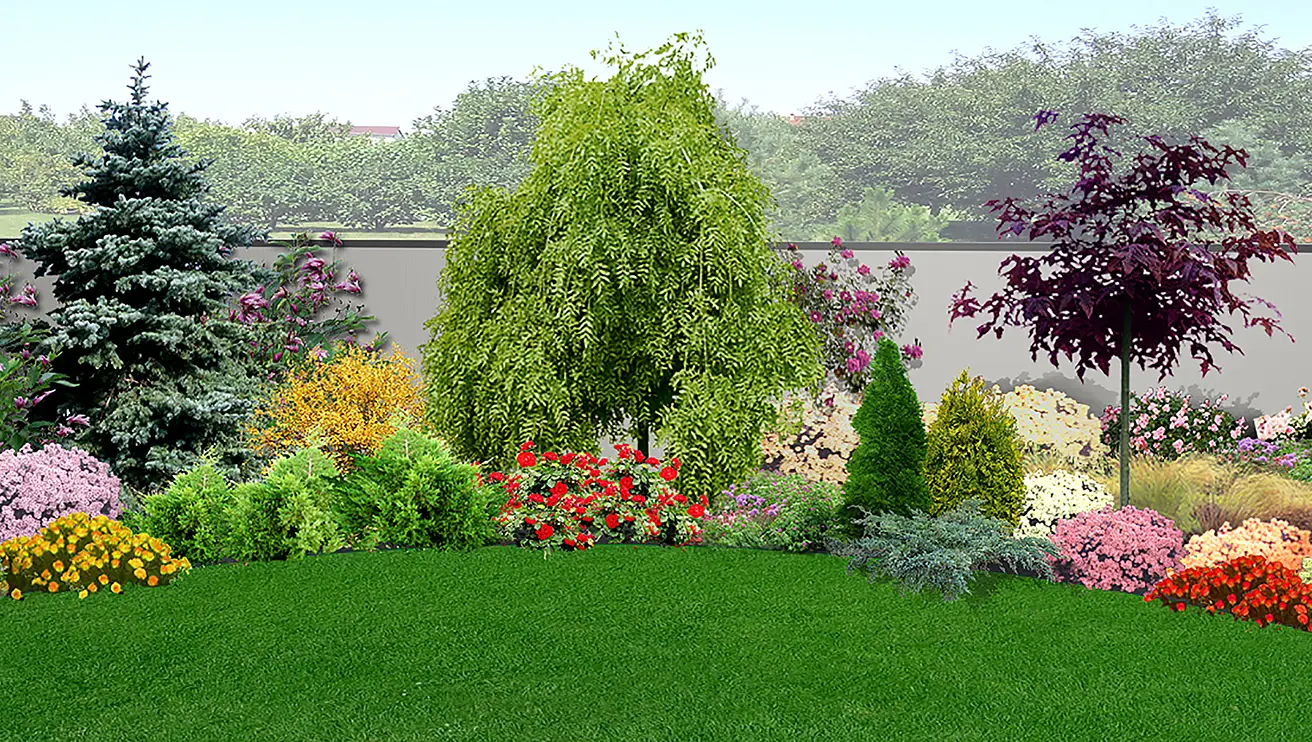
[3, 34, 1312, 742]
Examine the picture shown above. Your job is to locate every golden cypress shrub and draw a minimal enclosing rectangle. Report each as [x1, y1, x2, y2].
[242, 341, 427, 475]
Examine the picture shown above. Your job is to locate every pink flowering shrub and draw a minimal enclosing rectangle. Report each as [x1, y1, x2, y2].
[1180, 517, 1312, 573]
[1100, 386, 1248, 461]
[1046, 505, 1186, 594]
[0, 443, 123, 543]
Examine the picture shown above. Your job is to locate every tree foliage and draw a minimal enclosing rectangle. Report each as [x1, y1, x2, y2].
[408, 76, 556, 224]
[14, 59, 279, 495]
[795, 10, 1312, 220]
[948, 109, 1298, 507]
[420, 32, 824, 502]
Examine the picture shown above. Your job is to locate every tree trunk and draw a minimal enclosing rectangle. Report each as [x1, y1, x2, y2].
[1119, 302, 1132, 509]
[635, 418, 650, 460]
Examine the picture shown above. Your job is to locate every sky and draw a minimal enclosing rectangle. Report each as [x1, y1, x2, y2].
[3, 0, 1311, 130]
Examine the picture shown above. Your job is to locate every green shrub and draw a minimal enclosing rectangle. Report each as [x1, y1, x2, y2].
[826, 499, 1059, 602]
[333, 425, 497, 551]
[227, 446, 345, 561]
[840, 338, 931, 538]
[923, 369, 1027, 527]
[137, 450, 236, 565]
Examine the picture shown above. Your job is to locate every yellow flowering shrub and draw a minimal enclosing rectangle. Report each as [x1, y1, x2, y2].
[243, 341, 428, 475]
[1, 512, 191, 601]
[922, 384, 1109, 471]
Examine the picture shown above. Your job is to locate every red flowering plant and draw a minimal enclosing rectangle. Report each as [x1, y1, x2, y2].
[484, 441, 710, 555]
[1145, 554, 1312, 631]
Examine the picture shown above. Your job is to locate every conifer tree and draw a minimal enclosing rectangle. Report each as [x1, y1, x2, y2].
[840, 337, 932, 539]
[421, 33, 824, 502]
[15, 59, 280, 495]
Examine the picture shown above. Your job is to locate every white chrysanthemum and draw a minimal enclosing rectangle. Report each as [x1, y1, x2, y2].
[1013, 469, 1113, 539]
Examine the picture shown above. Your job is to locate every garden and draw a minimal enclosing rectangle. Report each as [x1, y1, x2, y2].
[3, 38, 1312, 742]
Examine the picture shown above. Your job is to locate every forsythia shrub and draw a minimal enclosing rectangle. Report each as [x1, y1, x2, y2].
[243, 341, 427, 475]
[1180, 517, 1312, 573]
[1014, 469, 1114, 540]
[1047, 505, 1186, 594]
[1, 512, 191, 601]
[0, 443, 123, 543]
[1146, 554, 1312, 631]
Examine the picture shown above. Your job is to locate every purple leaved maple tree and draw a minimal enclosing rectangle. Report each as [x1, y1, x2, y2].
[948, 110, 1299, 508]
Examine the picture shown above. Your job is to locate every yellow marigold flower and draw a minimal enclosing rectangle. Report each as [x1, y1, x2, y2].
[160, 563, 174, 575]
[9, 588, 20, 600]
[147, 575, 159, 587]
[48, 582, 59, 592]
[141, 551, 155, 562]
[128, 558, 143, 570]
[133, 568, 147, 580]
[111, 559, 120, 569]
[40, 569, 51, 580]
[110, 582, 121, 594]
[98, 574, 109, 585]
[53, 560, 64, 572]
[78, 589, 89, 600]
[87, 583, 98, 593]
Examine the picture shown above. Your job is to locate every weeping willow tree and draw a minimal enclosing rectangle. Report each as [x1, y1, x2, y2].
[419, 31, 824, 502]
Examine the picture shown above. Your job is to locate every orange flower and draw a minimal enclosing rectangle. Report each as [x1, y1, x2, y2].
[110, 582, 122, 594]
[47, 582, 59, 592]
[99, 574, 110, 585]
[78, 589, 89, 600]
[87, 583, 98, 593]
[9, 588, 20, 600]
[147, 575, 159, 587]
[133, 568, 147, 580]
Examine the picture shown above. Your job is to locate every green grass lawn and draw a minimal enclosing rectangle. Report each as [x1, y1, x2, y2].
[4, 543, 1309, 742]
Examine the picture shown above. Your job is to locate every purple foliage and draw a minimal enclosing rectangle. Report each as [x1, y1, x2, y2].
[0, 443, 122, 543]
[1046, 505, 1186, 594]
[948, 110, 1298, 382]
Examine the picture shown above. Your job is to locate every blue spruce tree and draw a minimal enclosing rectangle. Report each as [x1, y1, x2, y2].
[14, 58, 283, 495]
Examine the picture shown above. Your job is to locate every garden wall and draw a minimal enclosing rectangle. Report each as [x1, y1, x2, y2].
[3, 239, 1308, 462]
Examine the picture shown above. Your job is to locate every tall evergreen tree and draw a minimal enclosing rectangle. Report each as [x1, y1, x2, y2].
[420, 33, 824, 502]
[840, 337, 932, 539]
[14, 59, 280, 495]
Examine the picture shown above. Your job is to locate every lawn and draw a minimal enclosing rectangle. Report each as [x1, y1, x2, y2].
[4, 543, 1309, 742]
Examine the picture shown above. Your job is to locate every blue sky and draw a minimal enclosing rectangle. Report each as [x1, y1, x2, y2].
[3, 1, 1309, 129]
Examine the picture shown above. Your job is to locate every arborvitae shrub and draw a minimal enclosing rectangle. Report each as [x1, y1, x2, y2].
[0, 443, 123, 542]
[839, 338, 931, 539]
[243, 340, 427, 476]
[137, 452, 236, 565]
[923, 369, 1027, 528]
[226, 446, 345, 561]
[333, 425, 497, 551]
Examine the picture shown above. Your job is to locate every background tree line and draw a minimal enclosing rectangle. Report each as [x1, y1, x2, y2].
[2, 9, 1312, 241]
